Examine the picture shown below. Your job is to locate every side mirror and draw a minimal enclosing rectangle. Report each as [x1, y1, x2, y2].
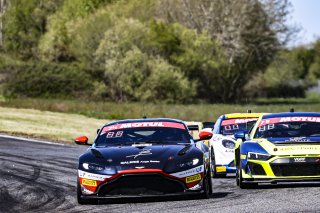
[234, 131, 245, 141]
[74, 136, 89, 145]
[198, 129, 213, 140]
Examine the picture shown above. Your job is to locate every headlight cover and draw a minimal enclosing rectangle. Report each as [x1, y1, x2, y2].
[82, 163, 104, 171]
[247, 152, 271, 161]
[178, 158, 200, 168]
[222, 140, 235, 149]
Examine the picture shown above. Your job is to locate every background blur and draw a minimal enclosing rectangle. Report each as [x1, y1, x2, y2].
[0, 0, 320, 124]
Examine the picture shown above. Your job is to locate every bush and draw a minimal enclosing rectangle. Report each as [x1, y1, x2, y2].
[3, 62, 94, 98]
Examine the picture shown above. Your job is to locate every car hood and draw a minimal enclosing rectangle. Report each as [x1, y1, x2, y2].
[79, 144, 203, 174]
[257, 138, 320, 155]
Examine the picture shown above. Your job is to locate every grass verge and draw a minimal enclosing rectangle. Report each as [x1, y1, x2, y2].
[1, 97, 320, 121]
[0, 106, 110, 143]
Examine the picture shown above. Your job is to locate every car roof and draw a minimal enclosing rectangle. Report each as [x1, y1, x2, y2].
[262, 112, 320, 119]
[224, 113, 266, 119]
[104, 118, 185, 127]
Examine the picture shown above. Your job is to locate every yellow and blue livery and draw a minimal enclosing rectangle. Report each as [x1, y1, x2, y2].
[235, 112, 320, 188]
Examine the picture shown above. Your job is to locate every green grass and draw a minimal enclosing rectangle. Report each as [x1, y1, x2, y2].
[1, 95, 320, 143]
[1, 94, 320, 122]
[0, 106, 109, 143]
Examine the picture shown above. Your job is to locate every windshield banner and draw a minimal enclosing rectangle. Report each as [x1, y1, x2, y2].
[259, 117, 320, 127]
[101, 122, 186, 133]
[221, 118, 257, 126]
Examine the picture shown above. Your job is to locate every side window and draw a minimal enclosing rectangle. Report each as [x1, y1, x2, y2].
[213, 117, 222, 134]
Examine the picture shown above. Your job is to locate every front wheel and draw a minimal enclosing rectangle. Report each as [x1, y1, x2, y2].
[211, 149, 226, 178]
[200, 173, 211, 199]
[237, 167, 258, 189]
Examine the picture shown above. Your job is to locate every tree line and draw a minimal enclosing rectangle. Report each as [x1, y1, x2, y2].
[0, 0, 319, 103]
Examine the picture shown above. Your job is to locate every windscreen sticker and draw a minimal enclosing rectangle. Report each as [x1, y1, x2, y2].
[106, 131, 123, 138]
[221, 118, 257, 126]
[259, 117, 320, 127]
[258, 124, 275, 132]
[224, 124, 239, 131]
[101, 122, 185, 134]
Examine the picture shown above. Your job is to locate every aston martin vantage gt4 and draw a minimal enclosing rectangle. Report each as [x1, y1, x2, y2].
[75, 118, 213, 204]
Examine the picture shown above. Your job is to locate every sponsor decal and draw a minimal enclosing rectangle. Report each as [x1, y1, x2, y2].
[101, 122, 186, 133]
[259, 117, 320, 127]
[186, 174, 201, 183]
[286, 137, 310, 142]
[78, 170, 111, 181]
[120, 160, 160, 164]
[293, 157, 306, 163]
[81, 178, 97, 187]
[278, 146, 320, 151]
[216, 166, 226, 172]
[170, 165, 204, 178]
[126, 149, 152, 159]
[222, 118, 257, 126]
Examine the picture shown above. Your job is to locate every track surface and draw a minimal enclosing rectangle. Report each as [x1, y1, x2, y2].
[0, 136, 320, 213]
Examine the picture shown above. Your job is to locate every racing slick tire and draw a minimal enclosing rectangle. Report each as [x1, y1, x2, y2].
[211, 149, 227, 178]
[237, 167, 258, 189]
[200, 172, 211, 199]
[77, 179, 95, 205]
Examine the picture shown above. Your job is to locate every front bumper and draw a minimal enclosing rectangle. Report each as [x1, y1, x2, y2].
[241, 155, 320, 182]
[79, 169, 205, 198]
[79, 190, 205, 200]
[215, 161, 236, 174]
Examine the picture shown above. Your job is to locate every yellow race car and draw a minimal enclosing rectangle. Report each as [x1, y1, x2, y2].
[234, 112, 320, 188]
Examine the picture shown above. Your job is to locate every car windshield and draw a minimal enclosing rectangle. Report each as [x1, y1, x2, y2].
[95, 121, 191, 146]
[254, 116, 320, 139]
[220, 118, 257, 135]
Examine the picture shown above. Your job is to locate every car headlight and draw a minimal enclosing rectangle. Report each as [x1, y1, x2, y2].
[82, 163, 104, 171]
[178, 158, 200, 168]
[247, 152, 271, 161]
[222, 140, 235, 149]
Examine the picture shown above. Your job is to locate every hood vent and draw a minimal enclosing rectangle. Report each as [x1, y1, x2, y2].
[91, 149, 104, 158]
[178, 145, 192, 156]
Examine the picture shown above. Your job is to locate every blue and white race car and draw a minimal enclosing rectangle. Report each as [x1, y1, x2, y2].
[208, 113, 264, 177]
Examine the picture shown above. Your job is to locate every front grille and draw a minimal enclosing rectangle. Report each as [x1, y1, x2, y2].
[271, 164, 320, 176]
[248, 162, 266, 175]
[98, 173, 185, 196]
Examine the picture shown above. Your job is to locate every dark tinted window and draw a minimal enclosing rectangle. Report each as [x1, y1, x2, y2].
[95, 127, 191, 146]
[255, 116, 320, 139]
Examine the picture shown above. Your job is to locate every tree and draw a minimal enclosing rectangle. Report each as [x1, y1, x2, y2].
[157, 0, 295, 102]
[2, 0, 63, 58]
[0, 0, 10, 48]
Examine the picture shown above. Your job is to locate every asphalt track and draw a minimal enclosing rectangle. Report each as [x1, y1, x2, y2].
[1, 135, 320, 213]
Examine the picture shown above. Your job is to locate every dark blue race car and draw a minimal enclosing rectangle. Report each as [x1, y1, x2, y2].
[75, 118, 213, 204]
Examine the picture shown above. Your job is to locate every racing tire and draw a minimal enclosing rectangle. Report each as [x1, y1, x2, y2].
[238, 167, 258, 189]
[211, 149, 227, 178]
[200, 173, 211, 199]
[236, 167, 240, 186]
[77, 179, 95, 205]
